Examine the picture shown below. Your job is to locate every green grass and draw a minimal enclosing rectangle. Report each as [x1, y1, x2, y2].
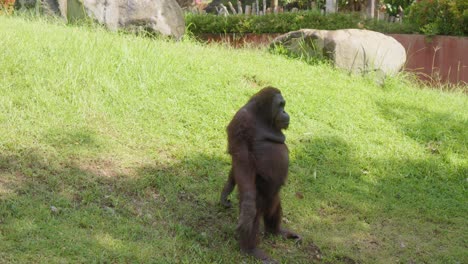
[0, 16, 467, 263]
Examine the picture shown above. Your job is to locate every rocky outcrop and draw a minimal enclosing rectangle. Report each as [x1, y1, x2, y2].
[271, 29, 407, 76]
[60, 0, 185, 39]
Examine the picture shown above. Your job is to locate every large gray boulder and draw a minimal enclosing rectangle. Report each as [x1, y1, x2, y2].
[59, 0, 185, 39]
[16, 0, 60, 15]
[271, 29, 406, 76]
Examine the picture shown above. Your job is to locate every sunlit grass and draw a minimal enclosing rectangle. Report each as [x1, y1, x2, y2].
[0, 15, 467, 263]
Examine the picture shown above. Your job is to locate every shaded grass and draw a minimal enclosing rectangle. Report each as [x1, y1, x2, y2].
[0, 16, 467, 263]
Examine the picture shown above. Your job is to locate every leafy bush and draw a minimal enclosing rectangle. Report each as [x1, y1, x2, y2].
[186, 11, 418, 34]
[383, 0, 415, 16]
[187, 3, 467, 36]
[407, 0, 467, 36]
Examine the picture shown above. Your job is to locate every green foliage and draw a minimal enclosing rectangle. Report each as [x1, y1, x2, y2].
[186, 11, 360, 34]
[383, 0, 415, 16]
[420, 22, 440, 36]
[270, 37, 330, 65]
[188, 1, 467, 36]
[408, 0, 467, 36]
[187, 11, 419, 34]
[366, 18, 418, 33]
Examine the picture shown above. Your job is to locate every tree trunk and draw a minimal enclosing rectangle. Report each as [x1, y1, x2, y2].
[270, 0, 277, 11]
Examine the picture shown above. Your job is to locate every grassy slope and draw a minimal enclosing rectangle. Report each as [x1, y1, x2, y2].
[0, 16, 467, 263]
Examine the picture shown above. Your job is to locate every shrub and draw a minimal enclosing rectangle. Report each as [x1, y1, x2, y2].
[383, 0, 415, 16]
[407, 0, 467, 36]
[186, 11, 419, 35]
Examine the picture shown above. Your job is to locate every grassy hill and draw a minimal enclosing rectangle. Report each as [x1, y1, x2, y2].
[0, 16, 467, 263]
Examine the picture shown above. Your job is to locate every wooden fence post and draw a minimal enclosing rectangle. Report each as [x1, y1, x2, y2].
[245, 5, 251, 15]
[367, 0, 375, 19]
[237, 0, 243, 14]
[228, 1, 237, 14]
[325, 0, 336, 13]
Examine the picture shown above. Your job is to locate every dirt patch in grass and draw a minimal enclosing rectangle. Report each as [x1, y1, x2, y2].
[76, 158, 131, 178]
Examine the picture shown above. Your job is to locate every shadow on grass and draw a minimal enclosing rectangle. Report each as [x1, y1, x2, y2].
[0, 120, 466, 263]
[44, 127, 104, 152]
[377, 100, 467, 161]
[291, 132, 466, 263]
[0, 149, 243, 262]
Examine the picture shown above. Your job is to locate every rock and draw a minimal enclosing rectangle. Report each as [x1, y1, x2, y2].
[103, 206, 116, 215]
[50, 205, 59, 214]
[271, 29, 406, 76]
[15, 0, 60, 16]
[203, 0, 222, 14]
[59, 0, 185, 39]
[42, 0, 61, 16]
[174, 0, 192, 9]
[16, 0, 36, 9]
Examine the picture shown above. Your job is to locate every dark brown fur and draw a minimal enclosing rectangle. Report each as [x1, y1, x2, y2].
[220, 87, 300, 262]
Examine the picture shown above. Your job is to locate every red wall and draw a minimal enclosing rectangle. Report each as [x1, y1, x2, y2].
[389, 34, 468, 84]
